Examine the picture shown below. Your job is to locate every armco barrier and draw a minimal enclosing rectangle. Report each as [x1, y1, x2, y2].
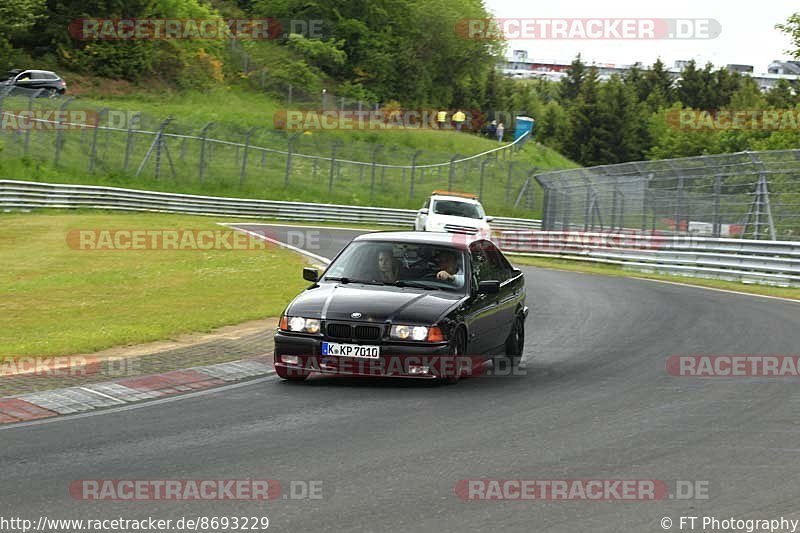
[0, 180, 541, 230]
[496, 231, 800, 287]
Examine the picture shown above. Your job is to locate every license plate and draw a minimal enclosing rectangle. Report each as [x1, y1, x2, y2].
[322, 342, 380, 359]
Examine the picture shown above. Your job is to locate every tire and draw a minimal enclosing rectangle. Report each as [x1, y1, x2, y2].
[504, 314, 525, 367]
[46, 88, 58, 98]
[275, 365, 309, 382]
[442, 328, 465, 385]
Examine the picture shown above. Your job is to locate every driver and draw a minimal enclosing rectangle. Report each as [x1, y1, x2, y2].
[434, 249, 464, 285]
[376, 248, 398, 283]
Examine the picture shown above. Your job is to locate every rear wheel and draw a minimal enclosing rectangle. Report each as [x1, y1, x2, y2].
[46, 88, 58, 98]
[504, 314, 525, 367]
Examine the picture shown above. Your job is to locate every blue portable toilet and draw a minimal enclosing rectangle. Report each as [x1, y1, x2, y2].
[514, 116, 535, 142]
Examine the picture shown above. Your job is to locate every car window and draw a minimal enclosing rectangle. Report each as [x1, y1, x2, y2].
[482, 241, 514, 282]
[422, 198, 430, 209]
[32, 72, 47, 80]
[469, 242, 489, 287]
[15, 71, 31, 81]
[432, 199, 482, 219]
[323, 241, 466, 291]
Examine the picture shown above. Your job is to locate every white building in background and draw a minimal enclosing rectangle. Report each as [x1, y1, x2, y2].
[500, 51, 800, 91]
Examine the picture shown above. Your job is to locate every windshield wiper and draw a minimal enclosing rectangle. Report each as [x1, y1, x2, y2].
[324, 277, 385, 286]
[391, 280, 436, 290]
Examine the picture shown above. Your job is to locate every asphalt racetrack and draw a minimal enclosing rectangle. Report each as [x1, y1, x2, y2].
[2, 224, 799, 532]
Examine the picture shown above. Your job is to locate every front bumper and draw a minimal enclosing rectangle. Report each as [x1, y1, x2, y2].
[274, 332, 454, 379]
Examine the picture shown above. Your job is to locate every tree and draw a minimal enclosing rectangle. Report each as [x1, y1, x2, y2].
[777, 12, 800, 58]
[766, 79, 796, 108]
[644, 58, 675, 105]
[559, 55, 586, 102]
[564, 67, 612, 166]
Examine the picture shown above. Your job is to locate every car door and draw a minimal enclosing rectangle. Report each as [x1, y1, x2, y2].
[13, 71, 34, 89]
[463, 242, 499, 355]
[482, 241, 520, 345]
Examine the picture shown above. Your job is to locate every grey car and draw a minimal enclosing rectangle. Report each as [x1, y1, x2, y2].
[1, 69, 67, 97]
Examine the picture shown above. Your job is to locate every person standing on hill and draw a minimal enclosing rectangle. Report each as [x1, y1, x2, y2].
[436, 109, 448, 129]
[452, 109, 466, 131]
[486, 120, 497, 139]
[496, 122, 505, 142]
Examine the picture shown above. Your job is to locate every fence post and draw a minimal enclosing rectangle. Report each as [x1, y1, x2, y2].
[153, 117, 173, 180]
[479, 156, 492, 200]
[284, 132, 301, 186]
[712, 171, 722, 237]
[321, 89, 327, 111]
[369, 144, 383, 200]
[54, 97, 74, 166]
[89, 107, 108, 174]
[24, 89, 44, 154]
[240, 127, 257, 186]
[505, 162, 518, 207]
[448, 154, 461, 191]
[409, 150, 423, 198]
[122, 112, 141, 172]
[288, 84, 293, 106]
[198, 122, 214, 181]
[329, 140, 342, 193]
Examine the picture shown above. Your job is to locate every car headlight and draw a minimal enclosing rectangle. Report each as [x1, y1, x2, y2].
[390, 325, 444, 342]
[280, 316, 321, 334]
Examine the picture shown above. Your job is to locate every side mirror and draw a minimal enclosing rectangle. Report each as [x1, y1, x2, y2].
[303, 267, 319, 282]
[419, 208, 429, 215]
[477, 280, 500, 294]
[485, 216, 494, 223]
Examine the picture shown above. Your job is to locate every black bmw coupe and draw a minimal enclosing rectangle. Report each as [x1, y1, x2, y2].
[274, 231, 527, 384]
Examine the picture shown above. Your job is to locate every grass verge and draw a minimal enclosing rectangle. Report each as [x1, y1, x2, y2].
[511, 255, 800, 301]
[0, 211, 311, 357]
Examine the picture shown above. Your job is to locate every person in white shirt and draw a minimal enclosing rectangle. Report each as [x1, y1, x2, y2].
[435, 250, 464, 286]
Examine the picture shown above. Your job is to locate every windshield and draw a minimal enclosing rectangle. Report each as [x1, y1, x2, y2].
[432, 199, 483, 219]
[323, 241, 466, 291]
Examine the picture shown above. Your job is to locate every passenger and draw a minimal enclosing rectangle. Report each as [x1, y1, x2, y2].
[377, 248, 398, 283]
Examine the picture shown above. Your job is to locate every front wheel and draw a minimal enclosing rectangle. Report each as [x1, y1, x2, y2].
[504, 314, 525, 367]
[442, 329, 465, 385]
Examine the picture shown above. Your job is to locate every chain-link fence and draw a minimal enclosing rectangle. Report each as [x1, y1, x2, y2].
[537, 151, 800, 240]
[0, 87, 539, 217]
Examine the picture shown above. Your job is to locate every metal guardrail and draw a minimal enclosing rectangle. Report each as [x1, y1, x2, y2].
[496, 230, 800, 287]
[0, 180, 542, 230]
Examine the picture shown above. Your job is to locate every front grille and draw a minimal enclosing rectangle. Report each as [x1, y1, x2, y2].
[354, 325, 381, 340]
[444, 224, 479, 235]
[325, 323, 382, 340]
[326, 323, 352, 338]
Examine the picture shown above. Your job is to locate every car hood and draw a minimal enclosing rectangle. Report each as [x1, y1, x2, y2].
[428, 213, 488, 228]
[286, 282, 464, 325]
